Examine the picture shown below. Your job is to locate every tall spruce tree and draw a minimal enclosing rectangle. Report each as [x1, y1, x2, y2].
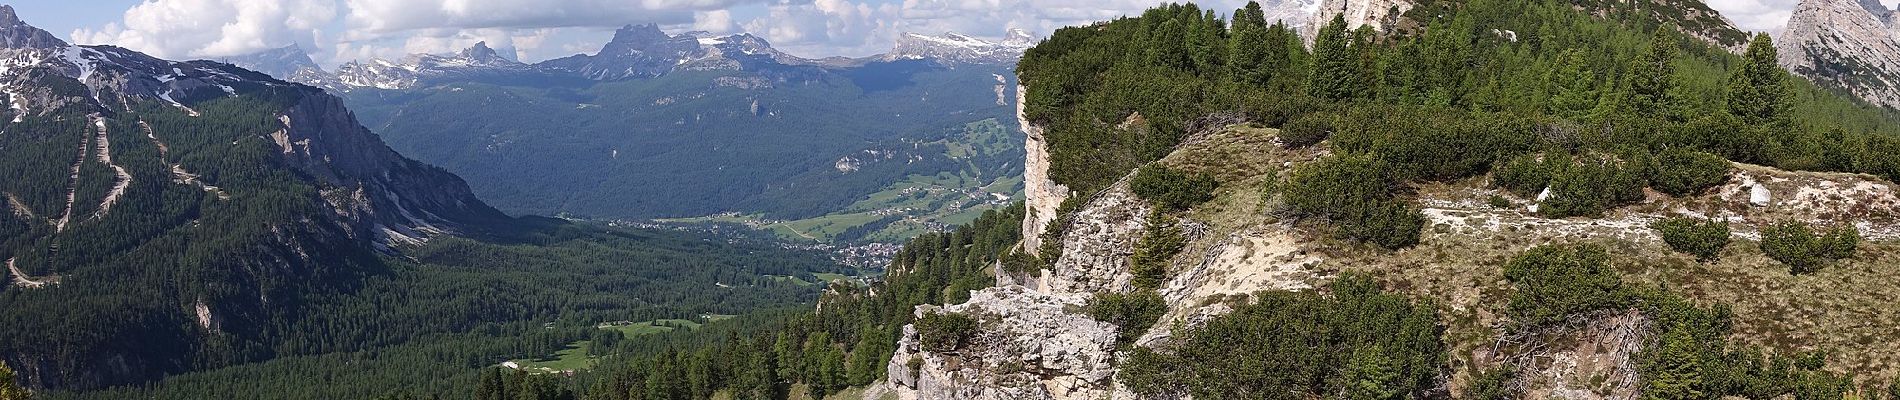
[1548, 48, 1601, 120]
[1725, 33, 1789, 125]
[1310, 14, 1359, 100]
[1188, 10, 1226, 76]
[1619, 29, 1682, 121]
[1150, 19, 1191, 71]
[1342, 345, 1402, 400]
[1231, 21, 1269, 84]
[1644, 327, 1705, 400]
[1351, 25, 1380, 99]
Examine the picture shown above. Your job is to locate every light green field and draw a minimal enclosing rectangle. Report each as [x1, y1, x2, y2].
[512, 318, 710, 373]
[658, 119, 1022, 245]
[598, 318, 701, 338]
[511, 341, 594, 373]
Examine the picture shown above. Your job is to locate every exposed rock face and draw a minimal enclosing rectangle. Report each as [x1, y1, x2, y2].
[1260, 0, 1326, 30]
[223, 44, 326, 85]
[329, 41, 540, 90]
[1017, 85, 1069, 256]
[888, 29, 1036, 66]
[274, 93, 506, 244]
[0, 4, 500, 249]
[236, 24, 1030, 92]
[538, 25, 816, 80]
[886, 286, 1120, 400]
[0, 5, 508, 388]
[1308, 0, 1414, 38]
[1779, 0, 1900, 109]
[1042, 181, 1149, 294]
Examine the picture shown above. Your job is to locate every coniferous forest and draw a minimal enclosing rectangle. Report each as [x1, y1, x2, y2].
[423, 0, 1900, 398]
[15, 0, 1900, 399]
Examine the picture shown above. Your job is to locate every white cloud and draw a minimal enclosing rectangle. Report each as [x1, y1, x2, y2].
[1705, 0, 1799, 33]
[746, 0, 1252, 57]
[1704, 0, 1900, 34]
[71, 0, 338, 60]
[73, 0, 1281, 64]
[695, 10, 738, 33]
[339, 0, 759, 38]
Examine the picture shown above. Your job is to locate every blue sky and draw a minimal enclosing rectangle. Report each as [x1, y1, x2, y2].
[9, 0, 1825, 67]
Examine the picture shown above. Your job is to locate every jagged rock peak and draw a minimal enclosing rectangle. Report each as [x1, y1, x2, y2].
[1309, 0, 1414, 37]
[612, 23, 670, 43]
[1002, 28, 1037, 47]
[889, 30, 1037, 65]
[0, 4, 67, 50]
[459, 41, 501, 60]
[1854, 0, 1893, 17]
[1778, 0, 1900, 109]
[225, 44, 323, 80]
[0, 4, 18, 25]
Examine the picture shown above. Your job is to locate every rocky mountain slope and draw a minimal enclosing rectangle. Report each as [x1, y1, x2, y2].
[251, 25, 1037, 92]
[887, 29, 1037, 65]
[875, 1, 1900, 399]
[0, 4, 509, 388]
[215, 25, 1036, 245]
[1778, 0, 1900, 109]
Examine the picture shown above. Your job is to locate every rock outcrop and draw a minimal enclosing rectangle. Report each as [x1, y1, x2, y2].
[1017, 85, 1069, 260]
[1308, 0, 1414, 38]
[886, 286, 1120, 400]
[1040, 181, 1149, 294]
[888, 29, 1036, 66]
[1779, 0, 1900, 109]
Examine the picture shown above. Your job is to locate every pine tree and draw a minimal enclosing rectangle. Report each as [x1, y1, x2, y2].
[1725, 33, 1789, 125]
[1232, 1, 1266, 33]
[727, 339, 782, 400]
[1548, 48, 1601, 120]
[1351, 25, 1379, 99]
[1187, 10, 1226, 76]
[1149, 19, 1190, 70]
[1618, 29, 1682, 121]
[1310, 14, 1359, 100]
[773, 333, 799, 384]
[0, 362, 27, 400]
[476, 368, 505, 400]
[846, 327, 889, 385]
[1231, 21, 1269, 84]
[1341, 345, 1402, 400]
[1644, 327, 1705, 400]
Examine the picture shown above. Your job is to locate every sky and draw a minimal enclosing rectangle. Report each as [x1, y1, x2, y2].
[5, 0, 1846, 68]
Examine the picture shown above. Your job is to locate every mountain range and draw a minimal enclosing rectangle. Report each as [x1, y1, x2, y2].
[1778, 0, 1900, 110]
[230, 25, 1038, 92]
[0, 4, 845, 391]
[221, 24, 1040, 245]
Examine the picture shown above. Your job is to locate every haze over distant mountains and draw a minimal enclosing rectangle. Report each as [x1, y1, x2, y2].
[214, 22, 1045, 244]
[226, 24, 1039, 92]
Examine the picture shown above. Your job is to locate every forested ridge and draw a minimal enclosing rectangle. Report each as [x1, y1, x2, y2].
[0, 46, 849, 397]
[17, 0, 1900, 398]
[342, 64, 1021, 222]
[1010, 0, 1900, 397]
[412, 0, 1900, 398]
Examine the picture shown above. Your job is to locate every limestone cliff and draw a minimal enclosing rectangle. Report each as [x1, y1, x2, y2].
[1307, 0, 1415, 39]
[1017, 85, 1069, 258]
[885, 286, 1120, 400]
[1779, 0, 1900, 109]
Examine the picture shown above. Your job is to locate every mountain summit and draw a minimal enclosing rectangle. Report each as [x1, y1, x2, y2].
[231, 25, 1033, 90]
[888, 29, 1037, 65]
[1779, 0, 1900, 109]
[0, 5, 504, 387]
